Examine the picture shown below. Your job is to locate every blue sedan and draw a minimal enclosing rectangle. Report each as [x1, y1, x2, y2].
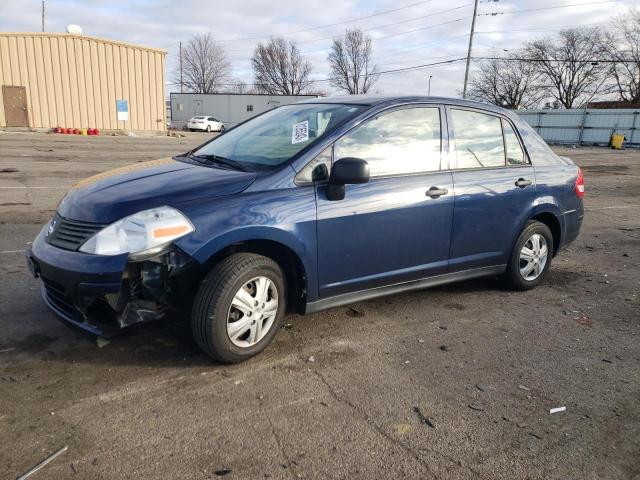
[27, 96, 584, 362]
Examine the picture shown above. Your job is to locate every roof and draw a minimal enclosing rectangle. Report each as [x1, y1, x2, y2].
[299, 95, 509, 114]
[0, 32, 166, 54]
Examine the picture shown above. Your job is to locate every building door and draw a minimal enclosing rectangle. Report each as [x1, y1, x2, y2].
[2, 86, 29, 127]
[193, 100, 203, 115]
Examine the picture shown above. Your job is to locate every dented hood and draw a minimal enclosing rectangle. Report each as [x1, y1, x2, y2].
[57, 157, 256, 223]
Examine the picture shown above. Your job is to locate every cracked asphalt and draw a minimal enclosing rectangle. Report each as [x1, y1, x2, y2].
[0, 131, 638, 479]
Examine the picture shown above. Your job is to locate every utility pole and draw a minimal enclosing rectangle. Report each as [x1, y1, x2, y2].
[428, 75, 433, 96]
[462, 0, 479, 99]
[41, 0, 45, 32]
[179, 41, 184, 93]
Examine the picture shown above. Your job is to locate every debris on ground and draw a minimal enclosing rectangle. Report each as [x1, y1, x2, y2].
[576, 314, 592, 327]
[0, 167, 19, 173]
[468, 402, 485, 411]
[418, 339, 425, 343]
[439, 345, 449, 352]
[529, 432, 544, 439]
[602, 358, 612, 363]
[307, 355, 315, 363]
[346, 307, 365, 318]
[518, 385, 530, 391]
[516, 422, 529, 429]
[476, 383, 489, 392]
[281, 323, 293, 330]
[96, 337, 110, 348]
[550, 406, 567, 414]
[214, 467, 232, 476]
[413, 406, 436, 428]
[16, 445, 68, 480]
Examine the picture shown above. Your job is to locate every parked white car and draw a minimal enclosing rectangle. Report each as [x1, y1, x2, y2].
[187, 116, 225, 133]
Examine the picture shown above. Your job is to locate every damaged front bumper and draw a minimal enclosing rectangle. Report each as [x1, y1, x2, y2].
[27, 225, 200, 336]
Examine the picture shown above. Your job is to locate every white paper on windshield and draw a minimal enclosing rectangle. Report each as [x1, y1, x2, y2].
[292, 120, 309, 144]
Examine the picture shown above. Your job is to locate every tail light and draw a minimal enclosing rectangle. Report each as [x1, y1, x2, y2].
[575, 167, 585, 198]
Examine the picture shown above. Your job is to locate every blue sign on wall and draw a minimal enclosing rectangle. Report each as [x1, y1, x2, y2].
[116, 99, 128, 121]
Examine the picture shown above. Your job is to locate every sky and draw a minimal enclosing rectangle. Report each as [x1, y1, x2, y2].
[1, 0, 638, 97]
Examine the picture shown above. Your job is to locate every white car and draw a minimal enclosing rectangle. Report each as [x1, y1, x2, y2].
[187, 116, 225, 133]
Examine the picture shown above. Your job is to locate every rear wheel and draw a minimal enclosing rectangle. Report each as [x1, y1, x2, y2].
[191, 253, 286, 363]
[503, 220, 553, 290]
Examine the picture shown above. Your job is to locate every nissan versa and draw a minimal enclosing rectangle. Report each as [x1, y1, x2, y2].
[27, 96, 584, 363]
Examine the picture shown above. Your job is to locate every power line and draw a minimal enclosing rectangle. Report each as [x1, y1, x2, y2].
[226, 4, 473, 53]
[482, 0, 617, 16]
[216, 0, 438, 43]
[473, 56, 637, 63]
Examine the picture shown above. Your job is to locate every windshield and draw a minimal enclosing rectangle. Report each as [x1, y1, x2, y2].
[193, 103, 365, 168]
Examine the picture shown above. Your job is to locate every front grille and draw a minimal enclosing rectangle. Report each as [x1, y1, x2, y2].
[46, 214, 105, 251]
[41, 277, 77, 318]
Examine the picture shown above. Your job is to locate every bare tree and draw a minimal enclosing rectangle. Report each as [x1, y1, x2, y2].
[605, 11, 640, 102]
[328, 29, 379, 94]
[467, 52, 544, 109]
[252, 38, 312, 95]
[228, 79, 249, 94]
[523, 28, 610, 108]
[175, 33, 231, 93]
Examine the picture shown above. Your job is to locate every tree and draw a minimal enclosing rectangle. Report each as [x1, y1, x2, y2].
[176, 33, 231, 93]
[467, 53, 544, 109]
[251, 38, 312, 95]
[328, 29, 379, 94]
[605, 11, 640, 102]
[523, 28, 610, 108]
[228, 80, 249, 94]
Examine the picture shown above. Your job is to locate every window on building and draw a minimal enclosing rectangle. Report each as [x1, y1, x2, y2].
[333, 107, 441, 177]
[247, 105, 254, 112]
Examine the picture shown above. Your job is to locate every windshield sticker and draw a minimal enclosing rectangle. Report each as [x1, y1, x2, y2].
[292, 120, 309, 144]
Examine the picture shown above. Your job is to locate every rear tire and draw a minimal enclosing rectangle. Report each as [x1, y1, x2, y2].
[503, 220, 554, 291]
[191, 253, 286, 363]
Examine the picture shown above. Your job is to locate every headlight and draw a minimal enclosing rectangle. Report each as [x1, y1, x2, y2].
[79, 206, 194, 259]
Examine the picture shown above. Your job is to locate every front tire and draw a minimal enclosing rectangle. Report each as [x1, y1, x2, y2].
[206, 125, 211, 133]
[504, 220, 553, 291]
[191, 253, 286, 363]
[219, 125, 225, 133]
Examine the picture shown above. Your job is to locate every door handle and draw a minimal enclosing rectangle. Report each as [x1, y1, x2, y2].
[515, 178, 532, 188]
[426, 186, 449, 198]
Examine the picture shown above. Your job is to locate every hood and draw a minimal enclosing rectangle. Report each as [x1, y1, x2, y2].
[58, 157, 256, 223]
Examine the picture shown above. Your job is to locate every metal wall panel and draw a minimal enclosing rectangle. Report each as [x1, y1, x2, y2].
[169, 93, 319, 128]
[0, 33, 166, 131]
[517, 109, 640, 147]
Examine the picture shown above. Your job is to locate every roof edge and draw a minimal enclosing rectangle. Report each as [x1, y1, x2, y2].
[0, 32, 166, 54]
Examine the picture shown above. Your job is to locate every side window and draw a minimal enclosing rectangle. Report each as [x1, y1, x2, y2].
[502, 120, 526, 165]
[334, 107, 441, 177]
[451, 109, 505, 169]
[294, 146, 332, 185]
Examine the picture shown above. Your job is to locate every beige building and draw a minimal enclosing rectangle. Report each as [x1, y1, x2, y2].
[0, 32, 166, 132]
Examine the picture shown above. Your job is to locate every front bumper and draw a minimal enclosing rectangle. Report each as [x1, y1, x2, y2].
[28, 225, 128, 334]
[27, 225, 199, 335]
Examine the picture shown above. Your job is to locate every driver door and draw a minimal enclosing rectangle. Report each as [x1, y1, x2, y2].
[315, 106, 454, 298]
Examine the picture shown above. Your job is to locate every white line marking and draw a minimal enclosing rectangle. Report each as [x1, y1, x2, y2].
[0, 250, 25, 254]
[585, 205, 640, 210]
[0, 186, 69, 189]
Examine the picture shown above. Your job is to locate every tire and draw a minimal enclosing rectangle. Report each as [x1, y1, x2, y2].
[503, 220, 554, 291]
[206, 125, 211, 133]
[219, 125, 225, 133]
[191, 253, 286, 363]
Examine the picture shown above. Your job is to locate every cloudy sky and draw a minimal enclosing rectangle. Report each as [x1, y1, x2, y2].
[1, 0, 637, 97]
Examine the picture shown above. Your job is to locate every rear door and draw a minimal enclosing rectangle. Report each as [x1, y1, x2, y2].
[315, 105, 454, 298]
[446, 107, 535, 271]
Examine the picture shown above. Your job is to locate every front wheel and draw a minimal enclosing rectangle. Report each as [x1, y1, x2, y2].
[206, 125, 211, 132]
[191, 253, 286, 363]
[503, 220, 553, 291]
[219, 125, 225, 133]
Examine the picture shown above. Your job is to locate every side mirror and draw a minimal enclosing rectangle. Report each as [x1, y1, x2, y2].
[327, 157, 370, 201]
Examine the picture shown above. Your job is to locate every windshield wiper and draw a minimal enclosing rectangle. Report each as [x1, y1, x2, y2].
[190, 153, 249, 172]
